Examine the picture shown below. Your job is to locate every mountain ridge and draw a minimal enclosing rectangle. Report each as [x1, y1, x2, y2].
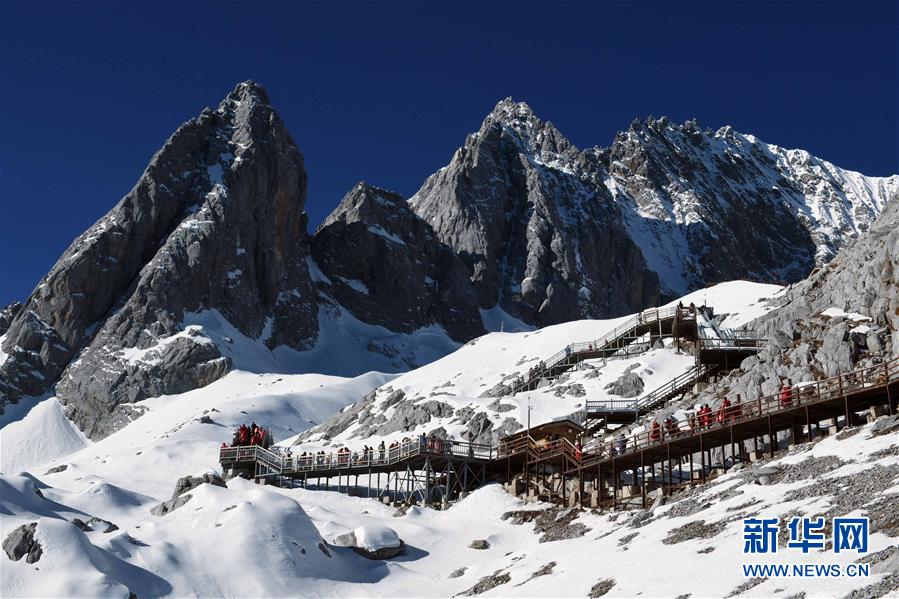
[1, 83, 896, 442]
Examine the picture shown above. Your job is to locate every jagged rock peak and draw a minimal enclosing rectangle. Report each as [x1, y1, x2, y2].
[320, 182, 412, 230]
[312, 182, 483, 341]
[221, 80, 272, 108]
[470, 97, 577, 160]
[486, 97, 537, 123]
[0, 81, 317, 438]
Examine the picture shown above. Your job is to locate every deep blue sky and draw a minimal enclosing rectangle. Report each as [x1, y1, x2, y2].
[1, 1, 897, 305]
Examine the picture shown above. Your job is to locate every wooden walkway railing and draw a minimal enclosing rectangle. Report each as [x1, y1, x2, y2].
[580, 357, 899, 467]
[221, 358, 897, 507]
[220, 438, 495, 476]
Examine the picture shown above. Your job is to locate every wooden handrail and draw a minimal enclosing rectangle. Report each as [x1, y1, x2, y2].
[581, 357, 899, 465]
[221, 358, 898, 478]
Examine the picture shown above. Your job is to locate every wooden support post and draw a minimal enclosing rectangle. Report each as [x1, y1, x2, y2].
[666, 443, 671, 496]
[561, 457, 567, 506]
[805, 406, 812, 443]
[700, 436, 706, 484]
[640, 451, 646, 510]
[611, 459, 617, 511]
[578, 469, 584, 509]
[424, 459, 431, 506]
[597, 462, 603, 512]
[689, 451, 694, 485]
[729, 426, 735, 467]
[767, 415, 775, 458]
[886, 363, 893, 416]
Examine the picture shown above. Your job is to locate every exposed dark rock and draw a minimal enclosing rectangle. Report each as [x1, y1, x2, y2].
[411, 100, 661, 326]
[88, 517, 119, 533]
[662, 519, 727, 544]
[501, 507, 588, 543]
[71, 518, 93, 531]
[726, 577, 767, 597]
[3, 522, 43, 563]
[43, 464, 68, 475]
[588, 578, 616, 597]
[0, 301, 22, 336]
[468, 539, 490, 550]
[458, 570, 511, 596]
[171, 473, 226, 499]
[449, 567, 467, 579]
[841, 573, 899, 599]
[605, 372, 645, 398]
[312, 182, 483, 341]
[151, 493, 193, 516]
[1, 81, 318, 438]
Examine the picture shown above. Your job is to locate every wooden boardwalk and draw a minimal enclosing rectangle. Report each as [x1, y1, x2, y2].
[571, 357, 899, 509]
[221, 358, 898, 510]
[221, 438, 495, 505]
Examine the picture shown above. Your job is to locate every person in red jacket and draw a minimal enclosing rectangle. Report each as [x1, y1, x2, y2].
[779, 379, 793, 407]
[650, 420, 662, 442]
[238, 424, 249, 445]
[717, 398, 731, 425]
[698, 405, 710, 428]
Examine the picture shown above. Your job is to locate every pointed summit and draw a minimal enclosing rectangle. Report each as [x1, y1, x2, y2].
[0, 82, 318, 438]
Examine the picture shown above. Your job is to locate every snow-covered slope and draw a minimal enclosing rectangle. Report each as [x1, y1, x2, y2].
[298, 281, 784, 449]
[2, 408, 896, 597]
[4, 278, 898, 598]
[1, 369, 392, 477]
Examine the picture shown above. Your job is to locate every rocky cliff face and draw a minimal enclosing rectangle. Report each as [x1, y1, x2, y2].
[410, 101, 661, 327]
[411, 100, 898, 324]
[1, 82, 318, 438]
[655, 198, 898, 423]
[2, 89, 896, 441]
[311, 183, 483, 341]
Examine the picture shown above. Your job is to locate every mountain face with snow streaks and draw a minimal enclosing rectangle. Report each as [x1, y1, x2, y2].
[1, 86, 896, 442]
[1, 82, 319, 437]
[311, 182, 484, 342]
[411, 101, 897, 325]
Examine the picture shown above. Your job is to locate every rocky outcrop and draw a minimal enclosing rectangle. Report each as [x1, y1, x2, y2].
[605, 370, 645, 398]
[1, 82, 318, 437]
[411, 100, 897, 326]
[410, 100, 661, 326]
[151, 472, 226, 516]
[646, 198, 899, 427]
[0, 301, 22, 336]
[3, 522, 42, 563]
[312, 183, 483, 341]
[331, 525, 405, 560]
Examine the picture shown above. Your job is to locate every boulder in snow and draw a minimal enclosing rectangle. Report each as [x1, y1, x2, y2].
[3, 522, 43, 563]
[333, 524, 405, 560]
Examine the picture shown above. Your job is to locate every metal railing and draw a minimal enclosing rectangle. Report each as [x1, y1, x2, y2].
[221, 359, 898, 481]
[220, 438, 495, 476]
[584, 364, 713, 417]
[508, 306, 690, 395]
[580, 357, 899, 467]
